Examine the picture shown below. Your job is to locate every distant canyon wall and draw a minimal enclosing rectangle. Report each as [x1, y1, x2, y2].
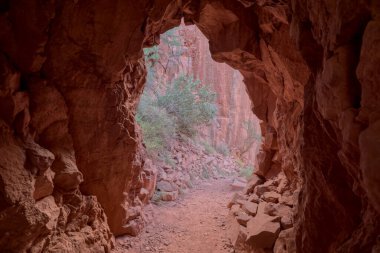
[151, 23, 261, 163]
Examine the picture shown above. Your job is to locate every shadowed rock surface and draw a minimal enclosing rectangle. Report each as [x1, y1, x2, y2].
[0, 0, 379, 252]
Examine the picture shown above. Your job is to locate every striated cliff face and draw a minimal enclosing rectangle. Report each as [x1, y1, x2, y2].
[0, 1, 379, 253]
[150, 23, 261, 162]
[181, 24, 262, 162]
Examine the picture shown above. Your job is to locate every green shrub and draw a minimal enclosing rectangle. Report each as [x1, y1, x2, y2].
[201, 166, 210, 179]
[202, 141, 216, 155]
[137, 73, 218, 155]
[139, 29, 217, 155]
[158, 151, 176, 167]
[239, 166, 254, 179]
[136, 95, 176, 154]
[157, 75, 217, 136]
[216, 142, 230, 156]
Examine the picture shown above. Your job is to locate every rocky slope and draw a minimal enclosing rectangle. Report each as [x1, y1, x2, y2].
[228, 172, 295, 252]
[152, 139, 242, 202]
[0, 1, 379, 253]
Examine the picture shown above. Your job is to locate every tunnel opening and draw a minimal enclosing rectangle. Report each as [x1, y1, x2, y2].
[0, 1, 379, 253]
[138, 23, 262, 187]
[115, 23, 298, 253]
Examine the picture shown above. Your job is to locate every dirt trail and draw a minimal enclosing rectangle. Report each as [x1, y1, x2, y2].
[115, 179, 238, 253]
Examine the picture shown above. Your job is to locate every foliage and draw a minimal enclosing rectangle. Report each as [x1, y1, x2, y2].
[201, 166, 210, 179]
[243, 120, 262, 141]
[158, 151, 176, 167]
[139, 28, 217, 156]
[202, 141, 216, 155]
[161, 27, 182, 47]
[157, 75, 218, 136]
[214, 166, 227, 177]
[239, 165, 254, 179]
[143, 46, 160, 68]
[216, 142, 230, 156]
[137, 74, 217, 155]
[136, 95, 176, 153]
[236, 158, 245, 167]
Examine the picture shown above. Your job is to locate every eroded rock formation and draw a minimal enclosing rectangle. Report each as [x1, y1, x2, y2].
[0, 0, 379, 252]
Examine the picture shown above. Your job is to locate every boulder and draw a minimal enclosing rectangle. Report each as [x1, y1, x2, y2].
[255, 182, 277, 197]
[264, 203, 293, 229]
[244, 174, 264, 194]
[236, 211, 251, 226]
[52, 153, 83, 191]
[281, 215, 293, 229]
[33, 168, 55, 200]
[25, 142, 55, 174]
[262, 192, 280, 203]
[141, 159, 158, 201]
[230, 204, 241, 216]
[248, 194, 260, 203]
[246, 214, 281, 249]
[126, 206, 142, 220]
[228, 192, 247, 208]
[279, 194, 294, 207]
[242, 201, 258, 216]
[123, 218, 144, 236]
[276, 173, 289, 194]
[35, 196, 60, 231]
[156, 180, 177, 192]
[160, 191, 178, 201]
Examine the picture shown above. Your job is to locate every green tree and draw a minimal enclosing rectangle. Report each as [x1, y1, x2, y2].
[157, 75, 218, 136]
[136, 95, 176, 152]
[137, 74, 218, 155]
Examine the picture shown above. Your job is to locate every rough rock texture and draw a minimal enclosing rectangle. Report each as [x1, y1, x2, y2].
[0, 0, 379, 252]
[228, 173, 295, 251]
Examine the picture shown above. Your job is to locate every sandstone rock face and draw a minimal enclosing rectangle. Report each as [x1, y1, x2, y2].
[150, 23, 262, 162]
[33, 168, 55, 200]
[0, 0, 379, 252]
[273, 228, 296, 253]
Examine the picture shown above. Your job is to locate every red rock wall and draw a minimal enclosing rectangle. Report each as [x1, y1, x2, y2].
[182, 24, 261, 162]
[151, 23, 261, 162]
[0, 0, 379, 252]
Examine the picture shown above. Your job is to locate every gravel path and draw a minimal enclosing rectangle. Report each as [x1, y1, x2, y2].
[115, 179, 238, 253]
